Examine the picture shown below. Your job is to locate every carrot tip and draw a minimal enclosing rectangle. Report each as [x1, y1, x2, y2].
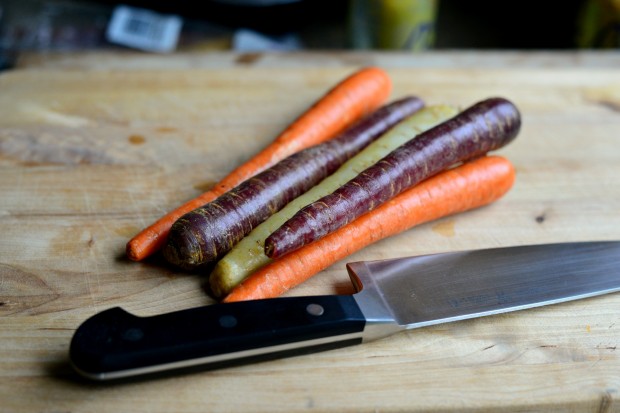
[264, 242, 275, 259]
[126, 241, 140, 261]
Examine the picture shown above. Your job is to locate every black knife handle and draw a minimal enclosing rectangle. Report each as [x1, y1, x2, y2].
[70, 295, 366, 380]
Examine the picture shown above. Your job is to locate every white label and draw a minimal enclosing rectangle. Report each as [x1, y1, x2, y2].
[106, 5, 182, 53]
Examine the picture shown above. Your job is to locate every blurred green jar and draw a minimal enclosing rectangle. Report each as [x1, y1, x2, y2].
[577, 0, 620, 48]
[349, 0, 439, 50]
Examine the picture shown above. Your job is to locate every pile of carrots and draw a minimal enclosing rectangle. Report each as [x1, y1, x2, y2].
[126, 67, 392, 262]
[125, 67, 520, 302]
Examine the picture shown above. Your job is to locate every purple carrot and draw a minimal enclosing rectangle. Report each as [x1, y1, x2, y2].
[163, 96, 425, 269]
[264, 97, 521, 259]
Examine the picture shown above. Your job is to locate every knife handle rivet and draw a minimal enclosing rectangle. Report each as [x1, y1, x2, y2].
[306, 303, 325, 316]
[219, 315, 238, 328]
[122, 328, 144, 342]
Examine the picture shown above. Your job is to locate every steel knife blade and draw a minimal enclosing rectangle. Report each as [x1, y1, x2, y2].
[69, 241, 620, 380]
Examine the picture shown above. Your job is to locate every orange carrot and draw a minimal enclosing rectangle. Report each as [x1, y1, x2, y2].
[126, 67, 392, 261]
[223, 155, 515, 302]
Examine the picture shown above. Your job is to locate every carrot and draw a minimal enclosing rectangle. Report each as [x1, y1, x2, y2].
[264, 97, 521, 259]
[210, 105, 458, 298]
[223, 155, 516, 302]
[126, 66, 392, 261]
[162, 97, 424, 269]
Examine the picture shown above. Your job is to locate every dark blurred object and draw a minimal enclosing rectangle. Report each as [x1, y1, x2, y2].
[0, 0, 343, 69]
[1, 0, 616, 72]
[434, 0, 586, 49]
[93, 0, 344, 35]
[0, 0, 111, 69]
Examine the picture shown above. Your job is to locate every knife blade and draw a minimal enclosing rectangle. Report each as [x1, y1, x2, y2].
[69, 241, 620, 380]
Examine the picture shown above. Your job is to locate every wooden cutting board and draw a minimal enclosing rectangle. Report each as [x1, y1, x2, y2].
[1, 59, 619, 412]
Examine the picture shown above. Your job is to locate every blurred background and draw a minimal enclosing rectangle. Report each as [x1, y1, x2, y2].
[1, 0, 619, 69]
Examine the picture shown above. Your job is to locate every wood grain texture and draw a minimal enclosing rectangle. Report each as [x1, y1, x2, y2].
[1, 58, 619, 412]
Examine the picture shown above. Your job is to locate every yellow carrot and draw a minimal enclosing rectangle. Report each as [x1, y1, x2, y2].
[210, 105, 458, 297]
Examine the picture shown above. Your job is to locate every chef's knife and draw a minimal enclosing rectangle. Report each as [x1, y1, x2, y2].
[70, 241, 620, 381]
